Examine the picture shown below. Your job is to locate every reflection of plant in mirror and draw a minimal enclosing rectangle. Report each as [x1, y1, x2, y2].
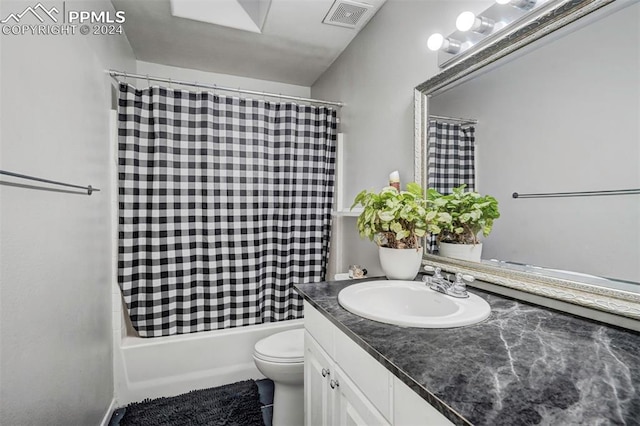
[428, 185, 500, 245]
[351, 183, 439, 249]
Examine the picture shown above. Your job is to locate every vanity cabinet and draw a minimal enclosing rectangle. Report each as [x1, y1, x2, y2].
[303, 301, 454, 426]
[305, 332, 389, 425]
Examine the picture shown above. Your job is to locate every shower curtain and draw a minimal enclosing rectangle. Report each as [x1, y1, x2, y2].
[427, 120, 476, 252]
[117, 83, 337, 337]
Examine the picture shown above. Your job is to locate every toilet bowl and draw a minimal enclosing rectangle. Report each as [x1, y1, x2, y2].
[253, 328, 304, 426]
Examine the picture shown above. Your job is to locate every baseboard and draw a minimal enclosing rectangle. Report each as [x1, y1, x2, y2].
[100, 397, 117, 426]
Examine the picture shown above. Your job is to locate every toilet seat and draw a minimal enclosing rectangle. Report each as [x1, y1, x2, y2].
[254, 329, 304, 363]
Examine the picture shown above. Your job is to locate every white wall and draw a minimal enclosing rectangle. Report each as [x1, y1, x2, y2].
[429, 3, 640, 282]
[312, 0, 492, 276]
[0, 1, 135, 424]
[137, 60, 311, 98]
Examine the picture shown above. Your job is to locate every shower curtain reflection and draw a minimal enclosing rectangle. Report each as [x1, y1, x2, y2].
[427, 120, 476, 253]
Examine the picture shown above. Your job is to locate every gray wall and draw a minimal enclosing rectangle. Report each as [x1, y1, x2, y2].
[0, 1, 135, 424]
[430, 3, 640, 281]
[312, 0, 492, 276]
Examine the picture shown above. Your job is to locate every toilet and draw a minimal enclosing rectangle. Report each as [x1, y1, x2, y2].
[253, 328, 305, 426]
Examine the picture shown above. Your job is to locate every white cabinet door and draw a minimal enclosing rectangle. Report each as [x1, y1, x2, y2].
[333, 367, 391, 426]
[305, 331, 335, 426]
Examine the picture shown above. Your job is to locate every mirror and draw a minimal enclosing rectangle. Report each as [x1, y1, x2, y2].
[414, 0, 640, 318]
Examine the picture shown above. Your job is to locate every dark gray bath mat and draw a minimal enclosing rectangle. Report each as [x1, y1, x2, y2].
[114, 380, 265, 426]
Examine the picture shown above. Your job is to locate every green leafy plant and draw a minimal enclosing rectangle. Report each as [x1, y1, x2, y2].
[351, 183, 440, 249]
[427, 185, 500, 245]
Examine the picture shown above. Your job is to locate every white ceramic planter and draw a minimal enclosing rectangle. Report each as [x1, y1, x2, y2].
[378, 246, 424, 280]
[438, 242, 483, 262]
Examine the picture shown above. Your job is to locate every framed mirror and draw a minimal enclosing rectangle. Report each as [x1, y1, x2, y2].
[414, 0, 640, 319]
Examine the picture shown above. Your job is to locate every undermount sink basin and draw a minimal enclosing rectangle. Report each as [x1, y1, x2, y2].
[338, 280, 491, 328]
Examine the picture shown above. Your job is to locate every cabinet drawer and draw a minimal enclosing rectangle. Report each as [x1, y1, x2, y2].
[334, 327, 392, 421]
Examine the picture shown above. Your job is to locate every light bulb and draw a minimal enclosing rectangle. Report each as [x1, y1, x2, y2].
[495, 0, 510, 4]
[456, 11, 495, 34]
[456, 11, 476, 32]
[427, 33, 444, 51]
[427, 33, 461, 54]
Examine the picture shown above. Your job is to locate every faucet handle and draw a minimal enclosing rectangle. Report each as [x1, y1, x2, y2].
[461, 274, 475, 283]
[424, 265, 443, 278]
[422, 266, 442, 284]
[433, 267, 443, 279]
[423, 265, 435, 274]
[448, 273, 470, 298]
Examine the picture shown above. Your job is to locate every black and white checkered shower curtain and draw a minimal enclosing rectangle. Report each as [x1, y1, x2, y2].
[117, 83, 337, 337]
[427, 120, 476, 253]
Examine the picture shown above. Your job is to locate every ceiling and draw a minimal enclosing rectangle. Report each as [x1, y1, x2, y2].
[111, 0, 387, 87]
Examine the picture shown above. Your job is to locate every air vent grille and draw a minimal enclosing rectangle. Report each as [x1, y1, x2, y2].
[323, 0, 371, 29]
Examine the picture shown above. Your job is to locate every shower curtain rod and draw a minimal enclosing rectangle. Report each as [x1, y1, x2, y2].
[513, 188, 640, 199]
[429, 114, 478, 125]
[107, 70, 344, 108]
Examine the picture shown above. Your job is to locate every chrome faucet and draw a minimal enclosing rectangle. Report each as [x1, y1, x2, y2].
[422, 266, 474, 299]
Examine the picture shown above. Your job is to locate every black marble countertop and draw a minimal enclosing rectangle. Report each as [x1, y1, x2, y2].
[295, 277, 640, 426]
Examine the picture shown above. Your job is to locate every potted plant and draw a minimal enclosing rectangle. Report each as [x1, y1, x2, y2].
[427, 185, 500, 262]
[351, 183, 439, 280]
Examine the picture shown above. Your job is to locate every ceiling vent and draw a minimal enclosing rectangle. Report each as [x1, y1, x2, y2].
[323, 0, 372, 29]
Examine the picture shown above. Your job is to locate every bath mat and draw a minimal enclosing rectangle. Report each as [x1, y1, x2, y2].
[115, 379, 264, 426]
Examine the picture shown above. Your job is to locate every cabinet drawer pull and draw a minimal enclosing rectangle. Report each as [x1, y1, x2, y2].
[321, 368, 330, 377]
[329, 379, 340, 389]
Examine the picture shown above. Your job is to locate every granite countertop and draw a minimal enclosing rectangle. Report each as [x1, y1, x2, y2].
[295, 277, 640, 426]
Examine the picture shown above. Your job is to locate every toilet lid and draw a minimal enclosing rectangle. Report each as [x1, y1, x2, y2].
[254, 329, 304, 363]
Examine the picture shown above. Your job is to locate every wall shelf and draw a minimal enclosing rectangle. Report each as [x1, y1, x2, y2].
[331, 209, 362, 217]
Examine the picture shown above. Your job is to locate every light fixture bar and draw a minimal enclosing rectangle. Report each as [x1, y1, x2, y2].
[496, 0, 537, 10]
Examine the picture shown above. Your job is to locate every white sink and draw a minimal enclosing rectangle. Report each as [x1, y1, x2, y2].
[338, 280, 491, 328]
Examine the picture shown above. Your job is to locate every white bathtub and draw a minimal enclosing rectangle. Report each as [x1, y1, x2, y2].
[113, 317, 304, 405]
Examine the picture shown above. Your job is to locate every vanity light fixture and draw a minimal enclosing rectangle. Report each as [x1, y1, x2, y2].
[495, 0, 537, 10]
[429, 0, 541, 64]
[456, 11, 495, 33]
[427, 33, 462, 54]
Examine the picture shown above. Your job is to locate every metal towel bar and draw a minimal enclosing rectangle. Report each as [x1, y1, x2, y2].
[0, 170, 99, 195]
[513, 188, 640, 199]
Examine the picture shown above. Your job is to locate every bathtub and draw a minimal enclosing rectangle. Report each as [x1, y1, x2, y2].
[113, 315, 304, 405]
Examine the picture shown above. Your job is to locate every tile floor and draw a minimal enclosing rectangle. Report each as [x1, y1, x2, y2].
[256, 379, 274, 426]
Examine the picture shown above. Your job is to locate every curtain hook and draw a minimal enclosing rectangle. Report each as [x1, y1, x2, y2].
[146, 74, 151, 87]
[123, 72, 128, 83]
[168, 78, 173, 89]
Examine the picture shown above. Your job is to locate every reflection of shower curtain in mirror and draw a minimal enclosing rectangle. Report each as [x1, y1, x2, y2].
[427, 120, 476, 253]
